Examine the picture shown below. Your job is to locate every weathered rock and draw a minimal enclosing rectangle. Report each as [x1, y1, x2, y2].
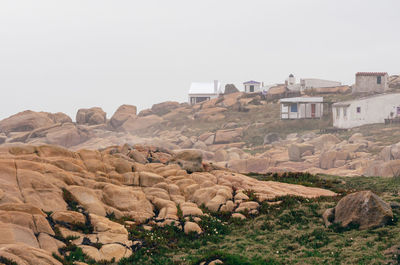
[263, 133, 280, 145]
[120, 115, 163, 132]
[151, 101, 180, 116]
[76, 107, 106, 125]
[214, 128, 243, 144]
[224, 84, 240, 94]
[288, 143, 314, 162]
[184, 221, 202, 234]
[51, 210, 86, 225]
[0, 110, 56, 134]
[45, 123, 87, 147]
[110, 104, 137, 129]
[319, 151, 350, 169]
[171, 150, 203, 173]
[329, 191, 393, 230]
[227, 158, 276, 174]
[0, 243, 63, 265]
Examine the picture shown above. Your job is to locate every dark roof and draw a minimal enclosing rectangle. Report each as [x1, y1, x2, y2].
[289, 74, 294, 77]
[356, 72, 388, 76]
[243, 80, 261, 85]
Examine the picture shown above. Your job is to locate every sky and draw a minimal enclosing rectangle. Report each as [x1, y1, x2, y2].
[0, 0, 399, 120]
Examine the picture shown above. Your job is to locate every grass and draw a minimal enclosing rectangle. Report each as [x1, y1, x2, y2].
[118, 173, 400, 265]
[51, 173, 400, 265]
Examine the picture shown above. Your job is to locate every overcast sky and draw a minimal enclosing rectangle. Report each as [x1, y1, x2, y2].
[0, 0, 399, 120]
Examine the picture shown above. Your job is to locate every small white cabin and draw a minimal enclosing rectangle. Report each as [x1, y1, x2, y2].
[333, 93, 400, 129]
[352, 72, 389, 94]
[243, 80, 261, 93]
[280, 97, 324, 119]
[188, 80, 222, 105]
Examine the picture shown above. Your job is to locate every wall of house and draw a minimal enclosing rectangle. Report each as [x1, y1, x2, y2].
[353, 75, 389, 93]
[300, 79, 341, 91]
[188, 93, 218, 104]
[333, 94, 400, 128]
[244, 83, 261, 93]
[281, 102, 323, 119]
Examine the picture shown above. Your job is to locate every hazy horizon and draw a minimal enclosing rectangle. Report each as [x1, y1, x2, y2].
[1, 0, 399, 120]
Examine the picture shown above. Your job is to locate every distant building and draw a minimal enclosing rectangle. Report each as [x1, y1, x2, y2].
[280, 97, 324, 119]
[333, 93, 400, 129]
[243, 80, 262, 93]
[285, 74, 341, 92]
[300, 78, 341, 91]
[353, 72, 389, 94]
[188, 80, 222, 105]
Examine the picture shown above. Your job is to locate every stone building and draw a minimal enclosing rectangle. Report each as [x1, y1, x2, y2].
[353, 72, 389, 93]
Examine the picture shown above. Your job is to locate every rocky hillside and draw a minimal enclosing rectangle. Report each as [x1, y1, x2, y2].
[0, 143, 335, 264]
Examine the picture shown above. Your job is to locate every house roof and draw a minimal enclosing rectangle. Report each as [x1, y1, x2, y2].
[356, 72, 388, 76]
[189, 81, 221, 95]
[280, 97, 324, 103]
[333, 93, 400, 106]
[243, 80, 261, 85]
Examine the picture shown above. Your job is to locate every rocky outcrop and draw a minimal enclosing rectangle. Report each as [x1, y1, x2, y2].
[214, 128, 243, 144]
[76, 107, 106, 125]
[120, 115, 163, 132]
[0, 110, 70, 134]
[224, 84, 240, 94]
[323, 191, 393, 230]
[288, 143, 314, 162]
[151, 101, 180, 116]
[110, 104, 137, 129]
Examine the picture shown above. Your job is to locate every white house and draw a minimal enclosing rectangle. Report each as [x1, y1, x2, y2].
[280, 97, 324, 119]
[188, 80, 222, 105]
[243, 80, 262, 93]
[352, 72, 389, 94]
[285, 74, 341, 92]
[333, 93, 400, 129]
[300, 78, 341, 91]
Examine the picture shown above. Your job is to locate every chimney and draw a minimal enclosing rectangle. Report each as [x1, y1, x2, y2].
[214, 80, 218, 93]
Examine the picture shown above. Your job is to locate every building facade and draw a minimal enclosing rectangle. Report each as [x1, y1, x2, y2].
[188, 80, 222, 104]
[300, 78, 342, 91]
[243, 80, 262, 93]
[333, 93, 400, 129]
[280, 97, 324, 119]
[353, 72, 389, 93]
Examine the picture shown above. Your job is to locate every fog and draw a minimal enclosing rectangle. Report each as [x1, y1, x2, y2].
[0, 0, 399, 120]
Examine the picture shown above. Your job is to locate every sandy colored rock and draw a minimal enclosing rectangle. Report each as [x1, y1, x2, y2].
[120, 115, 163, 132]
[184, 221, 202, 234]
[288, 143, 314, 162]
[76, 107, 106, 125]
[214, 128, 243, 144]
[110, 104, 137, 129]
[66, 186, 106, 216]
[332, 191, 393, 230]
[0, 243, 63, 265]
[51, 210, 86, 225]
[0, 110, 56, 134]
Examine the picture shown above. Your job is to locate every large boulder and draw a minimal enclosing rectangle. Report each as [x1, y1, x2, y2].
[319, 150, 350, 169]
[120, 115, 163, 132]
[45, 123, 88, 147]
[214, 128, 243, 144]
[170, 150, 203, 173]
[288, 143, 314, 162]
[323, 191, 393, 230]
[110, 104, 137, 129]
[227, 158, 276, 174]
[0, 110, 56, 134]
[263, 133, 280, 145]
[151, 101, 180, 116]
[308, 134, 340, 151]
[76, 107, 106, 125]
[224, 84, 239, 94]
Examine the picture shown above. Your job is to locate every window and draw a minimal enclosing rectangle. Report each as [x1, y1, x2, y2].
[250, 85, 254, 92]
[343, 107, 347, 119]
[336, 107, 340, 118]
[377, 76, 382, 84]
[291, 104, 298, 112]
[357, 107, 361, 113]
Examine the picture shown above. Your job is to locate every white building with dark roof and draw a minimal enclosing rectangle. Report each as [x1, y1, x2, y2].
[188, 80, 222, 105]
[353, 72, 389, 93]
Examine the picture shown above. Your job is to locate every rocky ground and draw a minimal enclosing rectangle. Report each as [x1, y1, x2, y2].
[0, 143, 335, 264]
[1, 77, 400, 264]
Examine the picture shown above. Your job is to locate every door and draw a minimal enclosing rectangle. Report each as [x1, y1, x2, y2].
[311, 104, 316, 118]
[250, 85, 254, 92]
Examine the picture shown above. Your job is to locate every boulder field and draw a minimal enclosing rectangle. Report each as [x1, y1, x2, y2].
[0, 143, 335, 264]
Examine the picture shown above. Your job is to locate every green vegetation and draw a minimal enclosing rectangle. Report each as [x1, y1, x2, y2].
[53, 173, 400, 264]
